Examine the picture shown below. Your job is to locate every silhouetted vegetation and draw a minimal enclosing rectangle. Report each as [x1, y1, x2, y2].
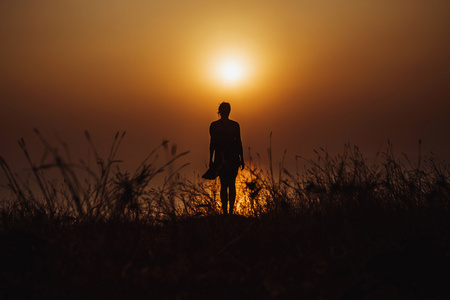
[1, 131, 449, 299]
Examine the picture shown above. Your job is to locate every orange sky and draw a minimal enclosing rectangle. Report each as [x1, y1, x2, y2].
[1, 0, 450, 180]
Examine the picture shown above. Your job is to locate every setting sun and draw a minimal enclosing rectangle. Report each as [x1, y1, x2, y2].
[212, 54, 250, 86]
[218, 59, 244, 84]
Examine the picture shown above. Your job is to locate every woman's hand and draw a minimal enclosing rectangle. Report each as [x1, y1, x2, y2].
[240, 160, 245, 170]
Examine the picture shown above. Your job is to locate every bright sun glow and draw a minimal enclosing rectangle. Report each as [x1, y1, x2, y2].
[213, 54, 249, 86]
[219, 60, 244, 83]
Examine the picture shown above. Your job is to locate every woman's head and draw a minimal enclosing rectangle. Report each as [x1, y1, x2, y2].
[218, 102, 231, 118]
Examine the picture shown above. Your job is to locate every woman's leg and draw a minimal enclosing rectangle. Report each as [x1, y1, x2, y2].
[220, 164, 239, 214]
[220, 177, 229, 214]
[228, 180, 236, 214]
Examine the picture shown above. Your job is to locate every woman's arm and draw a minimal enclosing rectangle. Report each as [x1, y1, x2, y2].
[209, 124, 215, 167]
[236, 124, 244, 169]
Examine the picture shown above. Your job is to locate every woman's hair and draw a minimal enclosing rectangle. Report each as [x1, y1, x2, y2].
[218, 102, 231, 117]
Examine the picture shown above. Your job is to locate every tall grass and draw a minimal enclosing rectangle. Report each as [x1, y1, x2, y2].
[0, 130, 190, 226]
[280, 141, 449, 212]
[1, 132, 449, 226]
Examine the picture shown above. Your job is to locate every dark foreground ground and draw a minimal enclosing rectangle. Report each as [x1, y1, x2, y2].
[1, 207, 449, 299]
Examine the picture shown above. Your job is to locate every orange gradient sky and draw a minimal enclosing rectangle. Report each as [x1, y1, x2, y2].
[1, 1, 450, 179]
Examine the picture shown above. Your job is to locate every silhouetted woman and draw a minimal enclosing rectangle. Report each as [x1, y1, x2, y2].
[209, 102, 244, 214]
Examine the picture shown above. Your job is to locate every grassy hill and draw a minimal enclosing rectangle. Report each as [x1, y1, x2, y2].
[1, 132, 449, 299]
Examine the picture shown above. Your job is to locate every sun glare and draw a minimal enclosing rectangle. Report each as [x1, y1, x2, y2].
[213, 54, 249, 86]
[219, 60, 244, 83]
